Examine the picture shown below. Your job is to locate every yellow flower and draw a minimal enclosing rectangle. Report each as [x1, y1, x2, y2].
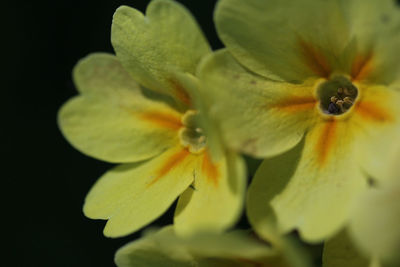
[58, 0, 245, 237]
[114, 225, 311, 267]
[196, 0, 400, 242]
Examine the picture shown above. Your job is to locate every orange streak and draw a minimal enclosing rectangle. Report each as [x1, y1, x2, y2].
[315, 119, 337, 166]
[355, 101, 393, 123]
[168, 79, 191, 106]
[272, 96, 316, 112]
[298, 38, 331, 78]
[140, 111, 183, 131]
[351, 52, 374, 81]
[201, 151, 219, 186]
[148, 149, 190, 186]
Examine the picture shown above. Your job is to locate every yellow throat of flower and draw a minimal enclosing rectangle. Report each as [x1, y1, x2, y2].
[179, 110, 207, 154]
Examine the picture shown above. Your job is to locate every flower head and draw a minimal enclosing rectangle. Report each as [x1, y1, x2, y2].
[58, 0, 245, 237]
[197, 0, 400, 241]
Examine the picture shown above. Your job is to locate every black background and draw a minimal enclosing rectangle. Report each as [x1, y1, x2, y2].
[6, 1, 221, 266]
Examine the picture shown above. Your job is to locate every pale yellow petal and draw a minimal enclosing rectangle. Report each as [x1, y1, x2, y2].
[59, 53, 182, 163]
[349, 177, 400, 265]
[111, 0, 210, 106]
[352, 83, 400, 183]
[215, 0, 350, 81]
[83, 146, 195, 237]
[270, 118, 367, 242]
[342, 0, 400, 84]
[198, 50, 318, 158]
[246, 140, 304, 244]
[174, 150, 246, 236]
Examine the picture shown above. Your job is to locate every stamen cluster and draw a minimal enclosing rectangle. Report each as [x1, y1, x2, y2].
[327, 87, 357, 115]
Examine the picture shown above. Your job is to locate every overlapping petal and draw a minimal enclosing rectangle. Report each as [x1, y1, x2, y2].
[246, 140, 304, 243]
[246, 81, 400, 242]
[172, 71, 226, 162]
[348, 177, 400, 265]
[115, 226, 311, 267]
[247, 117, 369, 242]
[322, 230, 372, 267]
[212, 0, 400, 244]
[174, 150, 246, 236]
[215, 0, 350, 82]
[167, 71, 247, 236]
[111, 0, 210, 107]
[83, 146, 196, 237]
[115, 227, 194, 267]
[343, 0, 400, 84]
[198, 50, 318, 158]
[271, 118, 368, 241]
[215, 0, 400, 84]
[58, 53, 182, 163]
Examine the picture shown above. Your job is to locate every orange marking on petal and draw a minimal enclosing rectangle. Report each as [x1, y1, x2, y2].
[315, 119, 337, 166]
[355, 101, 393, 123]
[168, 79, 192, 106]
[148, 148, 190, 186]
[140, 111, 183, 131]
[298, 38, 331, 78]
[351, 52, 374, 81]
[272, 96, 317, 112]
[201, 151, 219, 186]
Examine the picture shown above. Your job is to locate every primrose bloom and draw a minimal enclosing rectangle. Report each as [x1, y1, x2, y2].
[58, 0, 245, 237]
[115, 225, 311, 267]
[197, 0, 400, 241]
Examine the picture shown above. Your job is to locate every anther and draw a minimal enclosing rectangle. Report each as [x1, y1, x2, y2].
[317, 75, 358, 115]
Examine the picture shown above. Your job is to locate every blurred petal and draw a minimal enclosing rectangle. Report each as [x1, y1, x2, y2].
[59, 53, 182, 163]
[115, 227, 194, 267]
[83, 146, 195, 237]
[198, 50, 318, 158]
[111, 0, 210, 106]
[322, 230, 371, 267]
[246, 139, 304, 244]
[343, 0, 400, 84]
[115, 226, 311, 267]
[174, 150, 246, 235]
[215, 0, 350, 81]
[215, 0, 400, 84]
[348, 177, 400, 265]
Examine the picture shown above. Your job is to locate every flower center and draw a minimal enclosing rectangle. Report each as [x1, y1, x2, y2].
[317, 75, 358, 115]
[179, 110, 206, 154]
